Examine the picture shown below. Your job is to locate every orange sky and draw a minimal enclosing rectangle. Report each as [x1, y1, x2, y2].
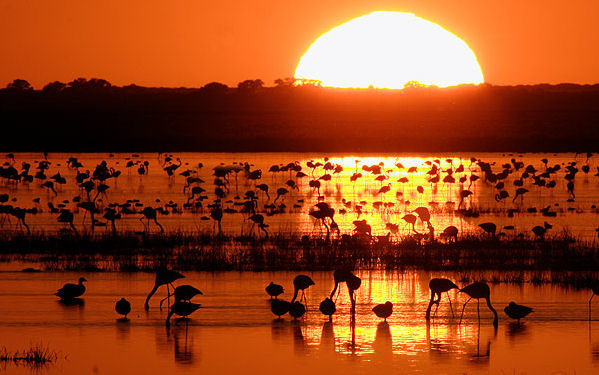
[1, 0, 597, 88]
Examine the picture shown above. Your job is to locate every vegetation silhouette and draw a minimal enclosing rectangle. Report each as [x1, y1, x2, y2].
[3, 79, 599, 152]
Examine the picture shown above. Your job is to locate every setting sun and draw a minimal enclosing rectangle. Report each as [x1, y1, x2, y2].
[295, 11, 484, 89]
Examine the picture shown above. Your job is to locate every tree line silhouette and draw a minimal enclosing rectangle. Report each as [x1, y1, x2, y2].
[2, 77, 599, 152]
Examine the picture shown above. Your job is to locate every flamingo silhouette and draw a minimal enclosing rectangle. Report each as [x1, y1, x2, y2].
[426, 278, 458, 320]
[166, 301, 201, 327]
[159, 285, 202, 308]
[291, 275, 315, 304]
[140, 207, 164, 233]
[459, 282, 498, 328]
[144, 270, 185, 310]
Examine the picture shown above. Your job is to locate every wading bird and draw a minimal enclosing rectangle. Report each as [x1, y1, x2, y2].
[426, 278, 458, 320]
[144, 270, 185, 310]
[459, 282, 498, 328]
[166, 301, 201, 327]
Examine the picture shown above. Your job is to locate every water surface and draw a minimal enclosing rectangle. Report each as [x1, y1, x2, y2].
[1, 270, 598, 374]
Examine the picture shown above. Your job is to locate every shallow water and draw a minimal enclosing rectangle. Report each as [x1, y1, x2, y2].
[2, 152, 599, 241]
[1, 269, 598, 374]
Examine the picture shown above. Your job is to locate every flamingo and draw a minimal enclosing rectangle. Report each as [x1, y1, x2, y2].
[166, 301, 201, 327]
[425, 278, 458, 320]
[459, 282, 498, 328]
[159, 285, 202, 308]
[140, 207, 164, 233]
[291, 275, 315, 304]
[144, 270, 185, 310]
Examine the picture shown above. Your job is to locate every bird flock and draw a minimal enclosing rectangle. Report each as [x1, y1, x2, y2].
[2, 152, 599, 242]
[52, 270, 599, 334]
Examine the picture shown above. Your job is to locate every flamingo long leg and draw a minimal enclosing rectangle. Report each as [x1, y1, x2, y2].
[459, 297, 472, 324]
[447, 292, 455, 317]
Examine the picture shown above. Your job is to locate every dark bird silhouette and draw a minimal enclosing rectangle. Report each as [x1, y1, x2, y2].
[271, 299, 291, 319]
[289, 301, 307, 321]
[144, 270, 185, 310]
[330, 269, 355, 300]
[160, 284, 202, 308]
[346, 273, 362, 313]
[55, 277, 86, 300]
[426, 278, 458, 320]
[504, 302, 533, 323]
[440, 226, 458, 243]
[166, 301, 201, 327]
[291, 275, 315, 304]
[319, 298, 336, 321]
[141, 207, 164, 233]
[459, 282, 498, 328]
[266, 282, 284, 299]
[588, 281, 599, 320]
[115, 298, 131, 319]
[372, 301, 393, 322]
[478, 222, 497, 237]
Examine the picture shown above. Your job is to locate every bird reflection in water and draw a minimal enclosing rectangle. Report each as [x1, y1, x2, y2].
[468, 325, 493, 366]
[373, 321, 392, 355]
[588, 320, 599, 363]
[58, 297, 84, 307]
[271, 319, 288, 343]
[115, 318, 131, 341]
[171, 324, 195, 365]
[293, 323, 308, 356]
[506, 321, 529, 339]
[426, 321, 458, 361]
[320, 321, 336, 353]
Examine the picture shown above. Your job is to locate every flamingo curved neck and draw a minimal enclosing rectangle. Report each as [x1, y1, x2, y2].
[291, 287, 299, 303]
[486, 297, 498, 326]
[330, 281, 339, 299]
[145, 283, 160, 309]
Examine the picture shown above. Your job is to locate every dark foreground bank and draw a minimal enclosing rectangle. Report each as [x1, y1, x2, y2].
[2, 82, 599, 152]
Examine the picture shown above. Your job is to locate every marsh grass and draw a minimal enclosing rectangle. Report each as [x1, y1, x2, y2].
[1, 229, 598, 280]
[0, 343, 61, 369]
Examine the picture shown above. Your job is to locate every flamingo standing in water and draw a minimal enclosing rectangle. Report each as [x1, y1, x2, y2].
[459, 282, 498, 328]
[425, 278, 458, 320]
[291, 275, 315, 304]
[166, 301, 201, 327]
[144, 270, 185, 310]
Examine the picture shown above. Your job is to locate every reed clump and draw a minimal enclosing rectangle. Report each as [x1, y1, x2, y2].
[0, 343, 61, 368]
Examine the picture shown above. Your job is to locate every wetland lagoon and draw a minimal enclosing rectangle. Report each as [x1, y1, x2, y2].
[2, 152, 599, 374]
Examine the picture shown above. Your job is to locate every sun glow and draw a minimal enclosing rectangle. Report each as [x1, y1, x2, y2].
[294, 12, 484, 89]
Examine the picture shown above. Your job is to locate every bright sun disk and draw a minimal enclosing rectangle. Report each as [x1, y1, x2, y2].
[294, 11, 484, 89]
